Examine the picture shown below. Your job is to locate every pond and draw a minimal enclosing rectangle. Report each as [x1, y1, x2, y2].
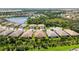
[5, 17, 28, 24]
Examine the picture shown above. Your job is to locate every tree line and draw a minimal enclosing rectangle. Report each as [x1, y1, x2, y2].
[27, 16, 70, 28]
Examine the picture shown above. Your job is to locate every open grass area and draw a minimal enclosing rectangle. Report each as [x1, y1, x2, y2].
[33, 45, 79, 51]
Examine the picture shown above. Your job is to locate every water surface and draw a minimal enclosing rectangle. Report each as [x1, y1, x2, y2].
[6, 17, 28, 24]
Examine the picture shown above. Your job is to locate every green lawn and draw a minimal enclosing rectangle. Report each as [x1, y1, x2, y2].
[0, 44, 79, 51]
[33, 45, 79, 51]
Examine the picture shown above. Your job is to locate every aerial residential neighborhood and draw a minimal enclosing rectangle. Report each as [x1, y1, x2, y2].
[0, 8, 79, 51]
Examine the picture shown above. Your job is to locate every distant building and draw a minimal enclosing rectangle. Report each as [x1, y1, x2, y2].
[29, 24, 37, 29]
[38, 24, 45, 30]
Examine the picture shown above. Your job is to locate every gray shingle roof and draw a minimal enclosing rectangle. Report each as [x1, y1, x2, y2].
[64, 29, 79, 36]
[0, 30, 13, 36]
[55, 30, 69, 37]
[46, 30, 58, 38]
[9, 30, 23, 37]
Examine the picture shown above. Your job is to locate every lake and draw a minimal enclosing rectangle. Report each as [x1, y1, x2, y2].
[6, 17, 28, 24]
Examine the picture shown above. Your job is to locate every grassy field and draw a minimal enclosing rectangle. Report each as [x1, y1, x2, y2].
[0, 43, 79, 51]
[33, 45, 79, 51]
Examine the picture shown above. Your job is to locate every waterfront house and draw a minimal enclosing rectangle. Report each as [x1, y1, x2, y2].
[20, 24, 27, 28]
[29, 24, 37, 29]
[6, 23, 13, 26]
[52, 27, 62, 31]
[13, 23, 20, 27]
[38, 24, 45, 30]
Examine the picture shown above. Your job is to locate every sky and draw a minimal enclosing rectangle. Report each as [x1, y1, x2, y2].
[0, 0, 79, 8]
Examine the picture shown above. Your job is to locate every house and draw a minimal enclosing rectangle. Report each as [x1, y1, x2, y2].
[1, 26, 7, 29]
[46, 30, 58, 38]
[0, 29, 13, 36]
[55, 29, 69, 37]
[6, 23, 13, 26]
[21, 29, 33, 38]
[50, 27, 68, 37]
[34, 30, 46, 38]
[0, 27, 5, 32]
[38, 24, 45, 30]
[9, 27, 15, 30]
[0, 19, 5, 23]
[20, 24, 27, 28]
[13, 23, 20, 27]
[1, 22, 8, 26]
[52, 27, 62, 31]
[9, 30, 24, 37]
[64, 29, 79, 36]
[29, 24, 37, 29]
